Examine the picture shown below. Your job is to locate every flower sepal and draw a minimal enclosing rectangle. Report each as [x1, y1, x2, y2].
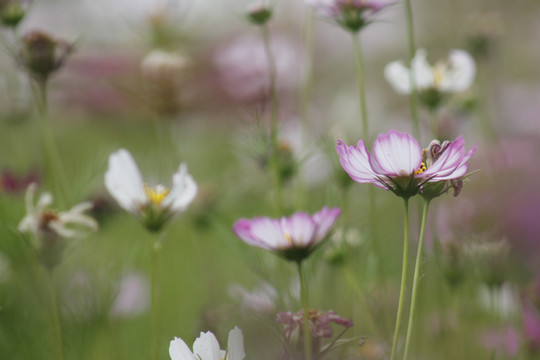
[246, 3, 273, 26]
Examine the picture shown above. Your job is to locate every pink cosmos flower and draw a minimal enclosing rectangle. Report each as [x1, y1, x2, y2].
[232, 207, 341, 262]
[306, 0, 394, 32]
[336, 130, 477, 198]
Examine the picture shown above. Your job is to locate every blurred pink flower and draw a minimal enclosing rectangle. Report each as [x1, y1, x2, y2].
[233, 207, 341, 262]
[110, 272, 150, 318]
[479, 326, 521, 358]
[213, 34, 304, 103]
[228, 282, 278, 314]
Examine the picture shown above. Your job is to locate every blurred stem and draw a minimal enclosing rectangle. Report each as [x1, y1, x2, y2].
[261, 24, 283, 214]
[403, 199, 431, 360]
[404, 0, 420, 141]
[391, 198, 410, 360]
[32, 78, 71, 207]
[150, 234, 161, 360]
[297, 261, 313, 360]
[368, 186, 382, 276]
[352, 33, 368, 139]
[477, 60, 498, 142]
[300, 8, 315, 132]
[46, 269, 64, 360]
[429, 110, 439, 139]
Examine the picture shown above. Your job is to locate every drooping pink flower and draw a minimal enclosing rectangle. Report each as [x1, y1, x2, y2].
[232, 207, 341, 262]
[336, 130, 477, 198]
[306, 0, 394, 32]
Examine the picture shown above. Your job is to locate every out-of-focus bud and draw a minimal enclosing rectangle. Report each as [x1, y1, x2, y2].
[464, 12, 504, 61]
[19, 30, 74, 82]
[140, 49, 189, 115]
[246, 2, 273, 26]
[0, 0, 29, 28]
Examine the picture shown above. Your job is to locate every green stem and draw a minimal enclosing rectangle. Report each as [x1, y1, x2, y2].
[261, 24, 283, 214]
[429, 110, 439, 139]
[298, 261, 313, 360]
[352, 33, 368, 139]
[300, 8, 316, 133]
[32, 79, 71, 207]
[403, 199, 431, 360]
[46, 269, 64, 360]
[150, 235, 160, 360]
[404, 0, 420, 141]
[391, 198, 410, 360]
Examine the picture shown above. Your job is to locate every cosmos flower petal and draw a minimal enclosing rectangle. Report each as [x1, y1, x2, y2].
[384, 60, 412, 94]
[371, 130, 422, 176]
[439, 50, 476, 92]
[193, 331, 222, 360]
[312, 207, 341, 242]
[169, 337, 197, 360]
[280, 213, 317, 248]
[162, 163, 197, 212]
[411, 49, 435, 89]
[336, 140, 378, 183]
[104, 149, 147, 214]
[226, 327, 246, 360]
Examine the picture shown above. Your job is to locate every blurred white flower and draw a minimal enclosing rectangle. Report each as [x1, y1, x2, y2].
[104, 149, 197, 232]
[169, 327, 245, 360]
[385, 49, 476, 94]
[479, 282, 520, 319]
[18, 183, 98, 240]
[110, 272, 150, 318]
[141, 50, 189, 81]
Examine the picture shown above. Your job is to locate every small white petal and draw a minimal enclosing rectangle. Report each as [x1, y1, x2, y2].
[385, 61, 412, 94]
[104, 149, 147, 214]
[49, 221, 78, 238]
[36, 192, 54, 210]
[412, 49, 435, 90]
[162, 163, 197, 212]
[440, 50, 476, 92]
[193, 331, 222, 360]
[169, 337, 197, 360]
[226, 327, 246, 360]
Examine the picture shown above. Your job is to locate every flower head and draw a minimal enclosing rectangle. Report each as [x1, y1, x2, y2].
[0, 0, 30, 27]
[169, 327, 245, 360]
[336, 130, 477, 199]
[19, 30, 74, 82]
[246, 2, 273, 26]
[385, 49, 476, 110]
[104, 149, 197, 232]
[18, 183, 98, 268]
[232, 207, 341, 262]
[306, 0, 393, 33]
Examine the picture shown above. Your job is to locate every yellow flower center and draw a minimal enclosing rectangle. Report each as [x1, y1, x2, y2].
[433, 66, 445, 88]
[284, 232, 293, 245]
[145, 185, 170, 205]
[415, 162, 427, 175]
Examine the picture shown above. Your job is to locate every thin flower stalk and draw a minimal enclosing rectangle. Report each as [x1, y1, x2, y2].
[300, 7, 316, 132]
[390, 198, 409, 360]
[404, 0, 420, 140]
[260, 23, 283, 214]
[353, 34, 368, 138]
[45, 269, 64, 360]
[297, 262, 313, 360]
[403, 199, 430, 360]
[151, 234, 161, 360]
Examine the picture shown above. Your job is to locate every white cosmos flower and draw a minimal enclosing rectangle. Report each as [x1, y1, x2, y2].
[104, 149, 197, 232]
[18, 183, 98, 240]
[385, 49, 476, 95]
[169, 327, 245, 360]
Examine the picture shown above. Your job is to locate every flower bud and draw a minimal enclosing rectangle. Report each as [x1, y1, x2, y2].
[246, 3, 272, 26]
[0, 0, 28, 28]
[19, 30, 73, 82]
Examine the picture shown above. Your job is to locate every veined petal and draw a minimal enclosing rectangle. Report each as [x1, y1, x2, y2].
[422, 136, 465, 177]
[226, 327, 245, 360]
[193, 331, 222, 360]
[312, 207, 341, 243]
[412, 49, 435, 90]
[161, 163, 197, 212]
[105, 149, 147, 214]
[336, 140, 378, 183]
[169, 337, 197, 360]
[384, 60, 412, 94]
[279, 212, 317, 248]
[427, 144, 477, 181]
[439, 50, 476, 92]
[371, 130, 422, 177]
